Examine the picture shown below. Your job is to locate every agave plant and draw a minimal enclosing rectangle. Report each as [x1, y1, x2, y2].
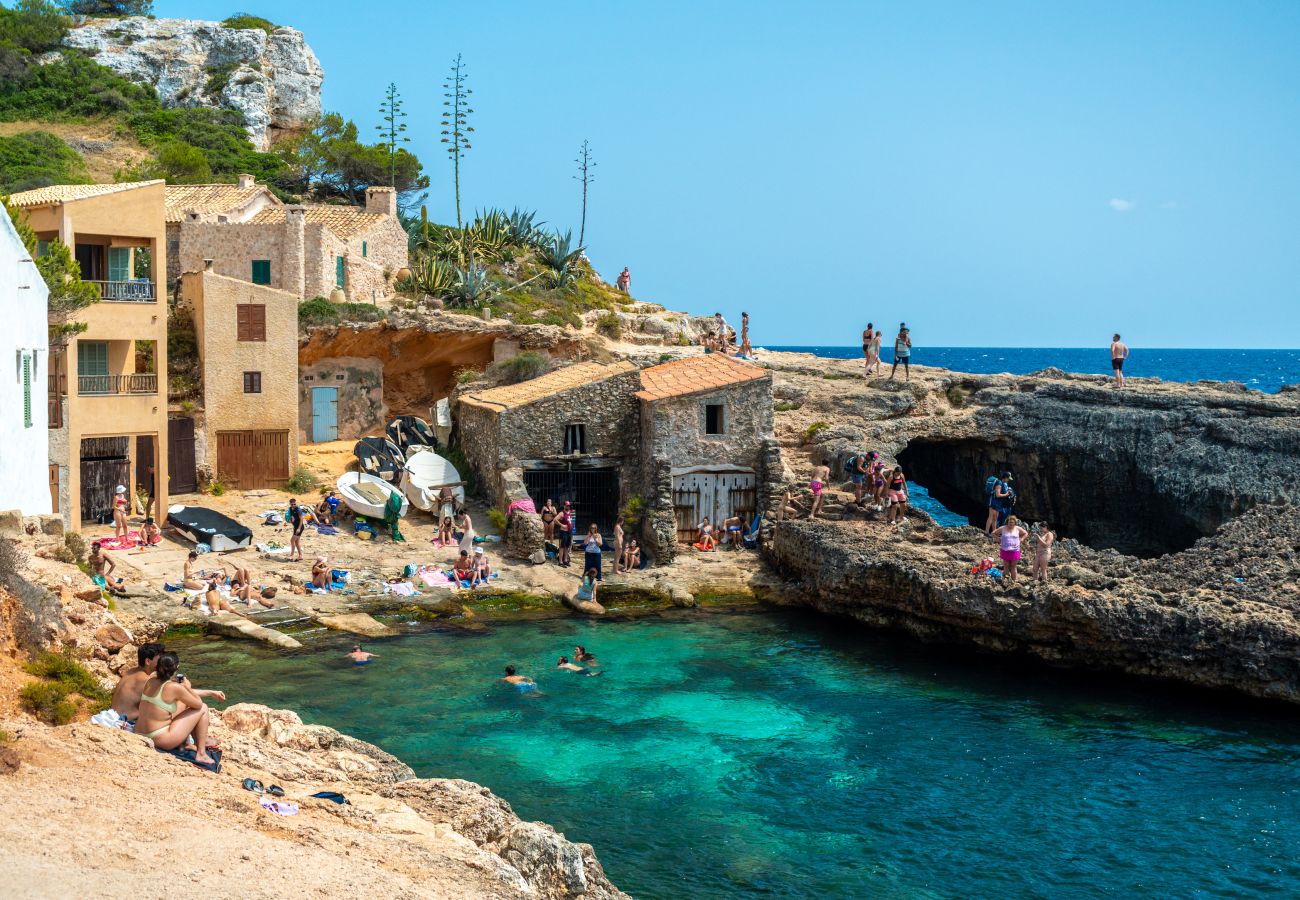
[445, 263, 495, 309]
[536, 229, 585, 289]
[506, 207, 546, 247]
[464, 208, 512, 262]
[410, 254, 457, 296]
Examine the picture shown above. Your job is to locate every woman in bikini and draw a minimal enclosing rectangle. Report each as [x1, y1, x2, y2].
[112, 485, 129, 540]
[134, 651, 222, 764]
[862, 323, 876, 377]
[1032, 522, 1056, 582]
[311, 556, 331, 590]
[887, 466, 910, 525]
[696, 517, 716, 551]
[438, 516, 454, 547]
[622, 538, 641, 571]
[541, 499, 558, 541]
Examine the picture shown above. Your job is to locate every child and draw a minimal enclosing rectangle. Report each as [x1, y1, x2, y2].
[141, 517, 162, 546]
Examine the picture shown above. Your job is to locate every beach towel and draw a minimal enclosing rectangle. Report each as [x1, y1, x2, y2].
[508, 498, 536, 515]
[382, 581, 417, 597]
[256, 543, 290, 555]
[259, 796, 298, 816]
[418, 569, 454, 587]
[90, 708, 133, 731]
[157, 746, 222, 774]
[315, 524, 339, 535]
[97, 531, 142, 550]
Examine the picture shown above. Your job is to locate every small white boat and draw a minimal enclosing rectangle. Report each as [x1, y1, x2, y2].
[400, 447, 465, 512]
[336, 471, 410, 520]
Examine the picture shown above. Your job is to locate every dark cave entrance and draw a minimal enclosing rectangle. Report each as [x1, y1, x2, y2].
[897, 438, 1210, 558]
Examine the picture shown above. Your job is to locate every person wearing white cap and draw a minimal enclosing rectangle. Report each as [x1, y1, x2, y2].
[113, 484, 130, 541]
[472, 546, 491, 586]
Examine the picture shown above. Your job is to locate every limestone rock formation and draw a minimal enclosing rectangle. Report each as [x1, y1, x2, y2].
[61, 17, 323, 150]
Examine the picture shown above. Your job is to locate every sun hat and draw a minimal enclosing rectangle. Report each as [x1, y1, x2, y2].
[474, 547, 484, 555]
[115, 484, 127, 493]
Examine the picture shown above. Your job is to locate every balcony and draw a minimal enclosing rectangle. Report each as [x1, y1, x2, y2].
[87, 280, 156, 302]
[78, 373, 158, 396]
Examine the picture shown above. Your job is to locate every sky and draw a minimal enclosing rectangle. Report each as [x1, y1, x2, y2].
[158, 0, 1300, 348]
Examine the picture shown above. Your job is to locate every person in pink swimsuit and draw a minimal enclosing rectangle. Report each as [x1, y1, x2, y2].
[809, 460, 830, 519]
[992, 516, 1029, 585]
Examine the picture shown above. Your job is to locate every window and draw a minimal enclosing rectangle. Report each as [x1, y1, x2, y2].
[335, 256, 346, 288]
[251, 259, 271, 285]
[564, 423, 587, 454]
[21, 352, 32, 428]
[705, 404, 725, 435]
[243, 371, 262, 393]
[36, 240, 49, 257]
[107, 247, 131, 283]
[361, 241, 367, 258]
[236, 304, 266, 341]
[77, 341, 109, 377]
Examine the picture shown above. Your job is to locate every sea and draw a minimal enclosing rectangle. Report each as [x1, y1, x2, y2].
[766, 346, 1300, 394]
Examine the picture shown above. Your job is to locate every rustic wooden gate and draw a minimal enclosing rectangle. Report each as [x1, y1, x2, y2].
[80, 437, 129, 524]
[672, 486, 701, 544]
[167, 417, 197, 493]
[216, 430, 290, 490]
[671, 470, 757, 543]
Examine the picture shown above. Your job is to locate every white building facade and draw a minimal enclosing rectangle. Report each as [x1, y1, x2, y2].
[0, 204, 51, 515]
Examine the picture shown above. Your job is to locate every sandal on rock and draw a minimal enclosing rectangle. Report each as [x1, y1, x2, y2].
[266, 784, 285, 797]
[242, 778, 265, 794]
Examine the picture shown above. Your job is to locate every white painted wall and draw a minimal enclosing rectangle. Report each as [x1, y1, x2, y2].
[0, 205, 51, 515]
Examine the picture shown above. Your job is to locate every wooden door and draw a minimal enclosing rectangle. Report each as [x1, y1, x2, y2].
[80, 436, 130, 525]
[168, 417, 197, 493]
[48, 465, 59, 515]
[672, 471, 757, 542]
[216, 430, 290, 490]
[311, 387, 338, 442]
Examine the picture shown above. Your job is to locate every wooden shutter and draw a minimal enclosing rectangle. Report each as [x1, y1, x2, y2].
[251, 259, 271, 285]
[335, 256, 345, 288]
[236, 305, 266, 342]
[243, 371, 262, 393]
[22, 352, 32, 428]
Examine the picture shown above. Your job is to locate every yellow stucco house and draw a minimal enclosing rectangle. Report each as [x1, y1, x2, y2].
[9, 181, 169, 529]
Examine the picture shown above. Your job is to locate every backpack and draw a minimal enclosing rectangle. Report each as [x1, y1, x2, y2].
[844, 455, 860, 476]
[985, 476, 999, 499]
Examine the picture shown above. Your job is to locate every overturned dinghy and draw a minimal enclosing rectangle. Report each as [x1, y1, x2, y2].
[337, 471, 410, 520]
[354, 436, 404, 482]
[167, 504, 252, 552]
[387, 415, 438, 454]
[400, 447, 465, 513]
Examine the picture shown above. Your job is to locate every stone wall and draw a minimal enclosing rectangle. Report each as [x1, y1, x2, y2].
[341, 217, 409, 304]
[298, 357, 385, 443]
[178, 220, 299, 294]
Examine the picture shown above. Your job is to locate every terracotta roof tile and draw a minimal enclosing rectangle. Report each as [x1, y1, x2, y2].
[250, 205, 390, 240]
[165, 184, 279, 222]
[460, 360, 637, 412]
[635, 354, 767, 402]
[8, 180, 163, 207]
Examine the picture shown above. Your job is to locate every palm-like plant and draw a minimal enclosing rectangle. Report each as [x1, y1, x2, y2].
[409, 255, 457, 295]
[506, 207, 545, 247]
[445, 263, 494, 308]
[465, 209, 512, 262]
[537, 229, 585, 288]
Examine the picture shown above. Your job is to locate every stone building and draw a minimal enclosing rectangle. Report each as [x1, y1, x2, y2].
[179, 267, 299, 489]
[635, 355, 777, 562]
[164, 176, 281, 289]
[173, 185, 408, 303]
[10, 181, 169, 529]
[456, 354, 777, 563]
[298, 356, 386, 445]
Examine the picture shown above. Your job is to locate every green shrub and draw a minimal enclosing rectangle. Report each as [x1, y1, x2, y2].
[222, 13, 276, 33]
[24, 650, 109, 704]
[622, 494, 645, 526]
[203, 61, 238, 97]
[337, 302, 385, 324]
[63, 531, 87, 562]
[487, 508, 507, 532]
[443, 446, 476, 496]
[455, 367, 481, 385]
[658, 353, 673, 363]
[284, 466, 319, 494]
[486, 351, 551, 386]
[207, 476, 227, 497]
[594, 311, 621, 339]
[773, 401, 802, 412]
[0, 537, 26, 592]
[0, 130, 89, 193]
[299, 296, 340, 328]
[20, 681, 76, 725]
[803, 421, 829, 443]
[945, 384, 968, 408]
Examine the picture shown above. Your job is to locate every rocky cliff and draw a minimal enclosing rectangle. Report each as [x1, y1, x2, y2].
[61, 17, 323, 150]
[761, 351, 1300, 702]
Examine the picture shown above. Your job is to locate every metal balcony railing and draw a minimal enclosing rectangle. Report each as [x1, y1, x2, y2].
[77, 373, 158, 395]
[86, 280, 156, 302]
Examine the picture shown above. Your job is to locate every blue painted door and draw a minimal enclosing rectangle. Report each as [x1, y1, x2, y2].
[311, 387, 338, 442]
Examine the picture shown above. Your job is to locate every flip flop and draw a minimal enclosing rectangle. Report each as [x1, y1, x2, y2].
[309, 791, 350, 805]
[266, 784, 285, 797]
[242, 778, 265, 794]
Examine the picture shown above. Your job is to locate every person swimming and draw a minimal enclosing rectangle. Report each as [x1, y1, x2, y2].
[501, 665, 538, 692]
[558, 655, 603, 677]
[574, 645, 597, 664]
[348, 645, 376, 666]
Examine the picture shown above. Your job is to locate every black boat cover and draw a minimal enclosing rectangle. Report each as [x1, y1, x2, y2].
[167, 506, 253, 547]
[354, 436, 404, 481]
[386, 416, 437, 453]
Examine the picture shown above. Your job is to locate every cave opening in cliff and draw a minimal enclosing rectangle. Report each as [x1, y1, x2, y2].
[896, 438, 1209, 558]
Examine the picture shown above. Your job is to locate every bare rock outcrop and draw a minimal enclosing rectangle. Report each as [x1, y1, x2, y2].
[62, 17, 323, 150]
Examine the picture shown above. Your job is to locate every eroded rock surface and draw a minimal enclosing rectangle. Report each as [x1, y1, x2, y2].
[62, 17, 323, 150]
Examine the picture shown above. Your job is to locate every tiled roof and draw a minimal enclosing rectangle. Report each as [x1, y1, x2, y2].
[635, 354, 768, 402]
[165, 184, 279, 222]
[249, 205, 390, 239]
[460, 361, 637, 412]
[7, 180, 164, 207]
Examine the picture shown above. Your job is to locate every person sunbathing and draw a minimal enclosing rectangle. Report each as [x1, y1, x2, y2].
[314, 496, 334, 526]
[182, 551, 206, 590]
[226, 566, 275, 609]
[140, 517, 162, 546]
[622, 539, 641, 571]
[88, 542, 125, 596]
[453, 550, 474, 583]
[311, 556, 331, 590]
[108, 642, 165, 726]
[134, 651, 223, 765]
[204, 574, 249, 618]
[472, 547, 491, 585]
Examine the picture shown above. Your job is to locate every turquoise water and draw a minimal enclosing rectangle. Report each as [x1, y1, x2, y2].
[177, 611, 1300, 898]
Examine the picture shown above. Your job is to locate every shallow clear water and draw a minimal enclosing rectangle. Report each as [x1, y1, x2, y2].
[769, 346, 1300, 393]
[177, 611, 1300, 898]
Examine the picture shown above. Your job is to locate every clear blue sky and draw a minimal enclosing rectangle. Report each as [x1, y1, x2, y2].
[160, 0, 1300, 347]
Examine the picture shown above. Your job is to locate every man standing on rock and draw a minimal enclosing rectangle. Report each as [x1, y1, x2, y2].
[890, 324, 912, 381]
[1110, 333, 1129, 389]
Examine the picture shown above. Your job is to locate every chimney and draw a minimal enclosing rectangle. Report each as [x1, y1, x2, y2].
[203, 259, 214, 271]
[365, 186, 397, 217]
[237, 173, 256, 189]
[284, 206, 306, 298]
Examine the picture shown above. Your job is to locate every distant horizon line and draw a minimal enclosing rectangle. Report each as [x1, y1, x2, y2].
[765, 345, 1300, 352]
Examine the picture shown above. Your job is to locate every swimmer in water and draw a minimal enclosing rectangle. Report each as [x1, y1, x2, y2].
[348, 645, 376, 665]
[558, 655, 603, 677]
[501, 665, 538, 692]
[574, 645, 597, 664]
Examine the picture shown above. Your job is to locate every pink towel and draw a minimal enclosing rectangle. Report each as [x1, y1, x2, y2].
[419, 569, 453, 587]
[97, 531, 142, 551]
[508, 499, 536, 515]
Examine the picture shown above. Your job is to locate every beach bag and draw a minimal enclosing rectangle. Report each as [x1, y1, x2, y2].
[844, 455, 860, 477]
[984, 476, 999, 499]
[402, 563, 419, 578]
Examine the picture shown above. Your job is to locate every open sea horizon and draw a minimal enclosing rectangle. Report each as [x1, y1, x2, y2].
[766, 346, 1300, 394]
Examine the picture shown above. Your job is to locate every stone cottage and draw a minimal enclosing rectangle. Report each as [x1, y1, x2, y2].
[164, 176, 282, 289]
[173, 183, 408, 303]
[178, 266, 299, 490]
[635, 354, 777, 562]
[457, 361, 642, 552]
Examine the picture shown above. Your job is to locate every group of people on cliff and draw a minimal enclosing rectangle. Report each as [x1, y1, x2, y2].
[982, 472, 1055, 585]
[861, 323, 914, 381]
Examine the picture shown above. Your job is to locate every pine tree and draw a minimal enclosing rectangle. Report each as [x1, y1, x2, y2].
[573, 139, 595, 248]
[375, 82, 410, 188]
[3, 197, 99, 344]
[439, 54, 474, 229]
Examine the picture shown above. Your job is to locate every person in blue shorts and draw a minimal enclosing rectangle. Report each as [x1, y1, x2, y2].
[348, 645, 376, 665]
[502, 665, 538, 692]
